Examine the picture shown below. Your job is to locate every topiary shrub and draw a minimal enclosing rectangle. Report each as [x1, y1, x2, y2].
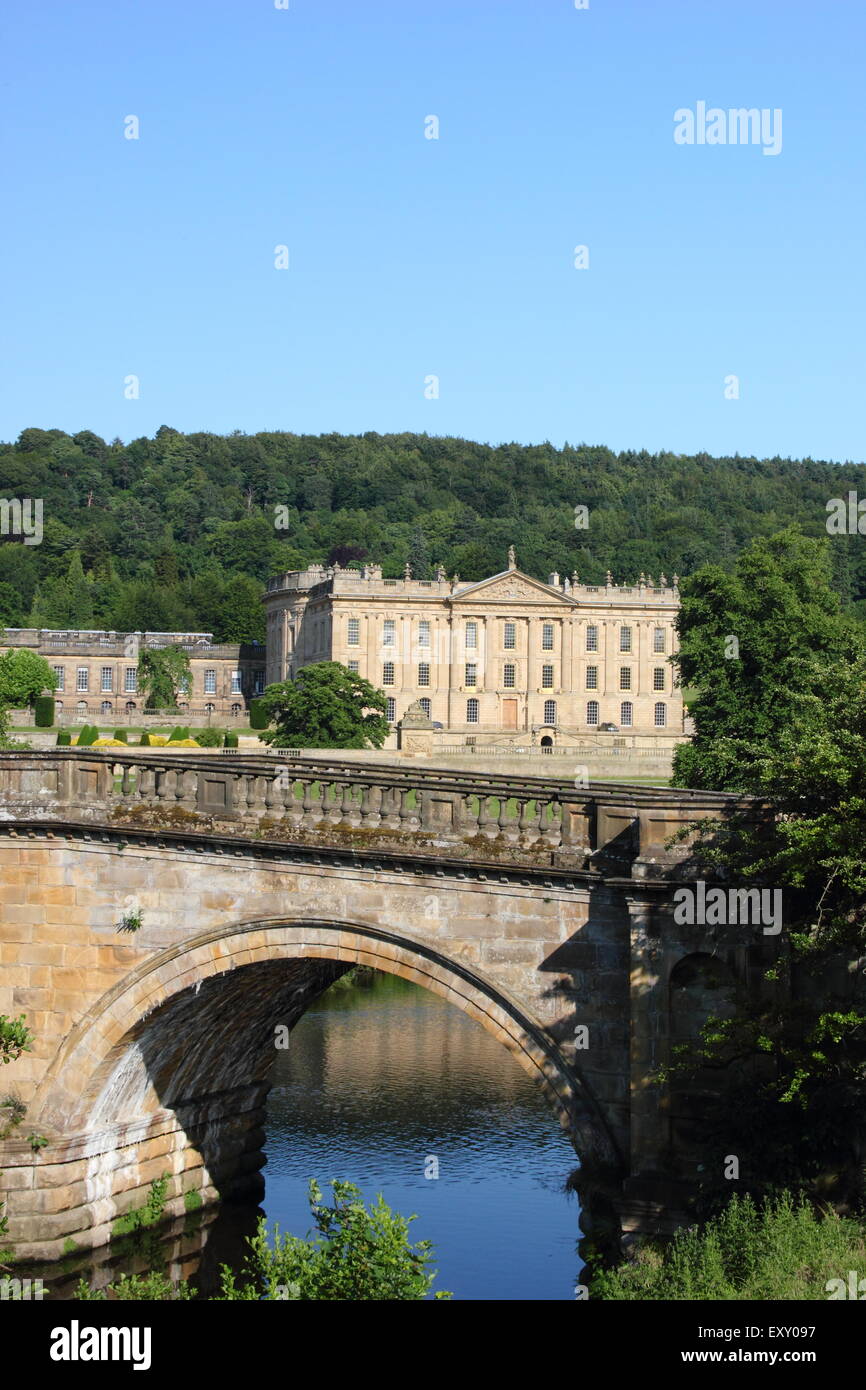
[223, 731, 238, 748]
[77, 725, 99, 747]
[193, 727, 223, 747]
[56, 730, 71, 746]
[34, 695, 55, 728]
[139, 732, 151, 747]
[113, 729, 128, 744]
[249, 699, 269, 731]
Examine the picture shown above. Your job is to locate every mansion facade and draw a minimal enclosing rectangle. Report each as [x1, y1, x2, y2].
[0, 629, 266, 723]
[264, 550, 685, 742]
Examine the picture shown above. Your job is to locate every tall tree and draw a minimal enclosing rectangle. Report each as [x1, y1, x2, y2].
[259, 663, 388, 749]
[672, 529, 862, 791]
[137, 646, 192, 710]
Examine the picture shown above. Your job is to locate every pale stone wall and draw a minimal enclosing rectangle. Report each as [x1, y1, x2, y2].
[263, 561, 684, 740]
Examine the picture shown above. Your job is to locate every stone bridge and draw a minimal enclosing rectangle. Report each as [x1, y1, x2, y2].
[0, 751, 773, 1261]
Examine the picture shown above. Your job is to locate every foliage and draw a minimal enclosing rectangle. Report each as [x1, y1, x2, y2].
[672, 529, 861, 791]
[137, 647, 191, 711]
[593, 1191, 866, 1300]
[116, 908, 142, 934]
[249, 698, 269, 730]
[111, 1175, 168, 1237]
[113, 728, 128, 743]
[75, 724, 99, 746]
[666, 529, 866, 1202]
[192, 726, 223, 746]
[259, 662, 389, 750]
[0, 650, 57, 708]
[2, 427, 865, 639]
[33, 695, 54, 727]
[0, 1015, 33, 1066]
[76, 1271, 193, 1301]
[214, 1179, 450, 1300]
[223, 730, 238, 748]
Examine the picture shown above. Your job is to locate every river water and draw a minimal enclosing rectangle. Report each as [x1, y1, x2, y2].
[258, 970, 582, 1300]
[46, 970, 582, 1300]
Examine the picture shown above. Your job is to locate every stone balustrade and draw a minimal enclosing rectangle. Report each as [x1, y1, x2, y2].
[0, 750, 749, 876]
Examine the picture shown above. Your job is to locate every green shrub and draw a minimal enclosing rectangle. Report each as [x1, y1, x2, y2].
[223, 731, 238, 748]
[592, 1191, 866, 1301]
[76, 1272, 192, 1301]
[214, 1179, 450, 1301]
[249, 699, 269, 730]
[34, 695, 54, 727]
[113, 729, 128, 743]
[77, 724, 99, 747]
[193, 727, 223, 747]
[168, 726, 189, 742]
[56, 730, 71, 746]
[139, 732, 151, 747]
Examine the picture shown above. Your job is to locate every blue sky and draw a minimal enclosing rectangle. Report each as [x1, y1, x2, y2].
[1, 0, 863, 461]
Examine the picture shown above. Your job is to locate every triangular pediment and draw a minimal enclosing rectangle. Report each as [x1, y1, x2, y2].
[449, 570, 575, 605]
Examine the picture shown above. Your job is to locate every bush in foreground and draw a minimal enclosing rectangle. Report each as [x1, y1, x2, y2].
[593, 1191, 866, 1300]
[74, 1181, 450, 1301]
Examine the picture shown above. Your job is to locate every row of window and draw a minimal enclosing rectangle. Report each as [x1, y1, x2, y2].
[348, 619, 668, 653]
[375, 661, 667, 691]
[52, 666, 250, 695]
[54, 701, 246, 716]
[382, 699, 668, 727]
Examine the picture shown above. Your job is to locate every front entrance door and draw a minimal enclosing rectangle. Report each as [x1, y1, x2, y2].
[502, 699, 518, 730]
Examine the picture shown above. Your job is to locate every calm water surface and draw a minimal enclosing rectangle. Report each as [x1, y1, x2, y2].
[260, 972, 582, 1300]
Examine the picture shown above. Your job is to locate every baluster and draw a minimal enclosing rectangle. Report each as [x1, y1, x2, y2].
[361, 784, 382, 828]
[478, 794, 498, 839]
[155, 766, 174, 801]
[265, 773, 284, 813]
[341, 782, 360, 826]
[247, 774, 267, 816]
[234, 772, 250, 817]
[497, 794, 511, 839]
[138, 766, 155, 800]
[518, 797, 535, 844]
[176, 769, 197, 812]
[301, 778, 319, 828]
[381, 786, 402, 831]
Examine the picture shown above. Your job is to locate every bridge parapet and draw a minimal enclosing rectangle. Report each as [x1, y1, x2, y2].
[0, 751, 752, 876]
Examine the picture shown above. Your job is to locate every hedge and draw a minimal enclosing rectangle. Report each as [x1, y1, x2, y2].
[34, 695, 55, 728]
[249, 699, 269, 730]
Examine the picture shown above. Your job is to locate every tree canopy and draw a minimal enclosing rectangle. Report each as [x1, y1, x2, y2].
[258, 662, 389, 749]
[137, 646, 192, 711]
[1, 427, 865, 640]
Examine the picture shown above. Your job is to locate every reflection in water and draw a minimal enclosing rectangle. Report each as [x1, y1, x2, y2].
[261, 972, 582, 1300]
[45, 972, 582, 1300]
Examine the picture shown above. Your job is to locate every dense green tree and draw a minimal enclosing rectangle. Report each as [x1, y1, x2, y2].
[406, 525, 432, 579]
[0, 649, 58, 706]
[212, 574, 266, 643]
[3, 426, 866, 634]
[0, 583, 26, 627]
[137, 646, 192, 710]
[672, 529, 861, 790]
[259, 663, 388, 749]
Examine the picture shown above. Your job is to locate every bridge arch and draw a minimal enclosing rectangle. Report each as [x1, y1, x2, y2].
[26, 916, 619, 1252]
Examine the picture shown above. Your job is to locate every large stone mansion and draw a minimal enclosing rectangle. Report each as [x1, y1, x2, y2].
[264, 549, 685, 744]
[0, 629, 266, 723]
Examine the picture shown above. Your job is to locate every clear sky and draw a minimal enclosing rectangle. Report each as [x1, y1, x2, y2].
[1, 0, 863, 461]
